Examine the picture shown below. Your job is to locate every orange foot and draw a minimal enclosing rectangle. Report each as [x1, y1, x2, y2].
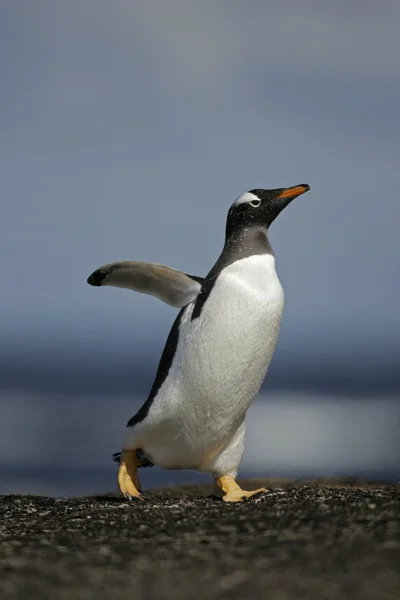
[117, 450, 144, 501]
[216, 475, 268, 503]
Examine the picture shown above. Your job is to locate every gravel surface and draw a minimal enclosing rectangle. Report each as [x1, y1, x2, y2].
[1, 479, 399, 600]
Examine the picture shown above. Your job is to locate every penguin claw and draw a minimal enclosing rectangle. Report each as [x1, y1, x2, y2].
[124, 492, 144, 502]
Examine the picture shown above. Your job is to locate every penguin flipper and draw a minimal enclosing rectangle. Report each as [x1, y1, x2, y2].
[87, 261, 203, 308]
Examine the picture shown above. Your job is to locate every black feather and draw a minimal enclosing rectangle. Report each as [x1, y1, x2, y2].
[112, 450, 154, 468]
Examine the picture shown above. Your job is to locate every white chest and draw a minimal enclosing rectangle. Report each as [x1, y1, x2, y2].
[181, 253, 283, 396]
[156, 254, 283, 414]
[131, 254, 284, 469]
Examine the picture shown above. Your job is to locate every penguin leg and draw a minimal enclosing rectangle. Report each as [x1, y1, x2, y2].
[215, 475, 268, 503]
[118, 449, 143, 500]
[205, 421, 268, 502]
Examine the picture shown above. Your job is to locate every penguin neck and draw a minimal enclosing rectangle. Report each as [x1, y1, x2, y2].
[206, 225, 274, 279]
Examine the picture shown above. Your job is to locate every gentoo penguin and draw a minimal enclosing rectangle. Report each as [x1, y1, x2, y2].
[87, 184, 310, 502]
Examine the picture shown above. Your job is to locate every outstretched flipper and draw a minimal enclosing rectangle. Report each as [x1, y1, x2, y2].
[87, 261, 203, 307]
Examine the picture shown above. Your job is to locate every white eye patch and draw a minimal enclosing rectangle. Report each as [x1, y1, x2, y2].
[233, 191, 261, 206]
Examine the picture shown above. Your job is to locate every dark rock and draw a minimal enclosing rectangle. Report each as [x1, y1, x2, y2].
[1, 479, 399, 600]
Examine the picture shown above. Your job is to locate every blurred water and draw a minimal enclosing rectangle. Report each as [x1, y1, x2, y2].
[0, 390, 398, 496]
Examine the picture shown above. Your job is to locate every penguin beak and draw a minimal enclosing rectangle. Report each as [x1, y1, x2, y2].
[275, 184, 310, 201]
[263, 184, 310, 227]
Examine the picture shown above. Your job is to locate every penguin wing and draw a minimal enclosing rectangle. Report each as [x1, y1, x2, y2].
[87, 261, 203, 307]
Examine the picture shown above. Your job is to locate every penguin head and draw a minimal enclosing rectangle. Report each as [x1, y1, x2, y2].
[227, 184, 310, 232]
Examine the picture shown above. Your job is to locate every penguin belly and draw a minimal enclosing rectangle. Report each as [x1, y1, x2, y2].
[123, 254, 284, 471]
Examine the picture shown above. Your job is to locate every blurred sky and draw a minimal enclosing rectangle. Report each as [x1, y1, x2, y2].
[1, 0, 400, 395]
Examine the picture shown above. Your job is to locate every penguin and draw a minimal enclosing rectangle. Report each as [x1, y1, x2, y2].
[87, 184, 310, 502]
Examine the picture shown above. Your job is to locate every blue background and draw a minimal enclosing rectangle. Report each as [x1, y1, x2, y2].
[1, 1, 399, 495]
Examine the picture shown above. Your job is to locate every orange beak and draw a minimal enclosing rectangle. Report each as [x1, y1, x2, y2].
[276, 184, 310, 200]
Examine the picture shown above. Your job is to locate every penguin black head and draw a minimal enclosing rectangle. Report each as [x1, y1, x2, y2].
[227, 184, 310, 234]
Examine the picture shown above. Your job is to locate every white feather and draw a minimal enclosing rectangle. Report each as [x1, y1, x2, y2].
[233, 191, 260, 205]
[123, 254, 284, 476]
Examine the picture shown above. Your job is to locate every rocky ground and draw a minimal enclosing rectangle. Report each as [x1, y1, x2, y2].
[1, 479, 399, 600]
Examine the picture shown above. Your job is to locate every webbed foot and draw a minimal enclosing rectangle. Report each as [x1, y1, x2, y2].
[118, 450, 143, 500]
[216, 475, 268, 503]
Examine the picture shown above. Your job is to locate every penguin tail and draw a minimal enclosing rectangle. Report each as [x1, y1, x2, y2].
[112, 452, 122, 464]
[112, 450, 154, 468]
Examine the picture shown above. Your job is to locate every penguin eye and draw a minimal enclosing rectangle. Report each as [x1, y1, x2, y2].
[249, 199, 261, 208]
